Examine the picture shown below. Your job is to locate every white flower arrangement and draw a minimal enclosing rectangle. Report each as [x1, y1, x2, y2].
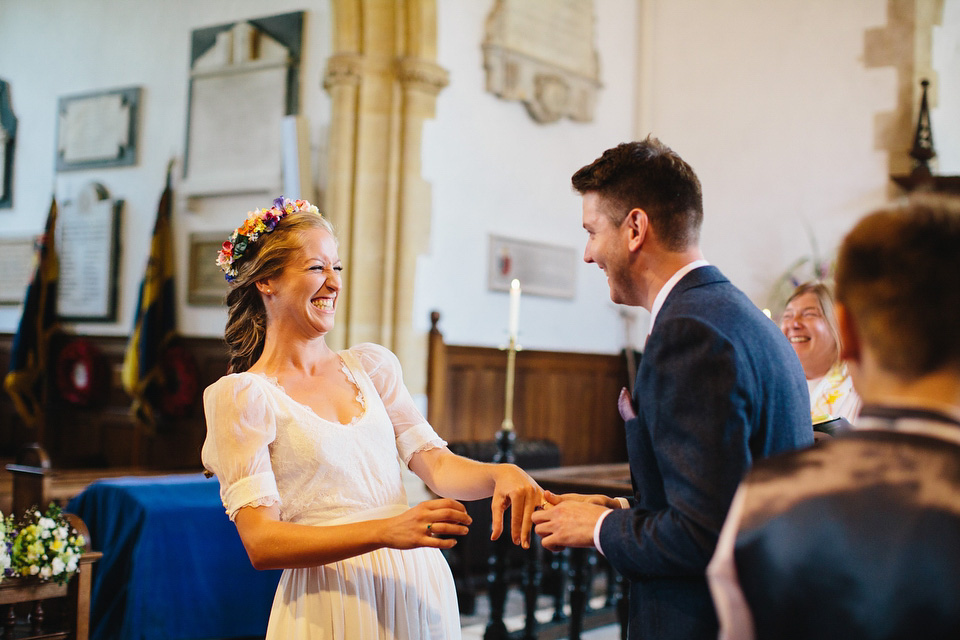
[7, 503, 86, 586]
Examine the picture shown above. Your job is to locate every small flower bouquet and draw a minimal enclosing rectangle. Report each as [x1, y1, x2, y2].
[5, 504, 86, 586]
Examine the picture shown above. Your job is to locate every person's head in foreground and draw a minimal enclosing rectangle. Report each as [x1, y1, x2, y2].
[835, 194, 960, 402]
[218, 197, 338, 373]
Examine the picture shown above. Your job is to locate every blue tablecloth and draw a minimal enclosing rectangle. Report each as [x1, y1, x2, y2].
[67, 474, 282, 640]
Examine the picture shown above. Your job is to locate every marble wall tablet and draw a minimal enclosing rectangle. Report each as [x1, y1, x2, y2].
[56, 182, 122, 322]
[182, 12, 303, 200]
[482, 0, 602, 123]
[55, 87, 140, 172]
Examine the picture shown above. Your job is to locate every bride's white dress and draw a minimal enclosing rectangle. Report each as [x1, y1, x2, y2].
[202, 343, 461, 639]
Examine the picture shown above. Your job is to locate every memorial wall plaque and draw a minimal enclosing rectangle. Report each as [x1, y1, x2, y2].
[182, 12, 303, 200]
[56, 87, 140, 171]
[0, 236, 38, 305]
[488, 234, 577, 299]
[56, 183, 122, 322]
[188, 232, 230, 306]
[483, 0, 601, 123]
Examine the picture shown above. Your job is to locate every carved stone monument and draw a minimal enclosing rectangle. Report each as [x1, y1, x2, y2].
[482, 0, 602, 124]
[182, 12, 303, 201]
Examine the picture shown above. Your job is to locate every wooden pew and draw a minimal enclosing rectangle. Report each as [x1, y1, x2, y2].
[426, 311, 631, 466]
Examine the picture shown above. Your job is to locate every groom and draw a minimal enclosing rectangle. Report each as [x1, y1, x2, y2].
[533, 137, 811, 639]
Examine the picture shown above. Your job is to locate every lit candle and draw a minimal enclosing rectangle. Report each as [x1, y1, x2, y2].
[508, 279, 521, 341]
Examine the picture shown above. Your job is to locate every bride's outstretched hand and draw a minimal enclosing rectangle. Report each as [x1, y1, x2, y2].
[382, 498, 471, 550]
[490, 464, 544, 549]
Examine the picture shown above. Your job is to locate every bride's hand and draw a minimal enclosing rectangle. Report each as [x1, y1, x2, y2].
[381, 498, 472, 550]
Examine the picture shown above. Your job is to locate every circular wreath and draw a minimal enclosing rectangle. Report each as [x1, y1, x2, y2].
[159, 344, 199, 418]
[55, 338, 108, 407]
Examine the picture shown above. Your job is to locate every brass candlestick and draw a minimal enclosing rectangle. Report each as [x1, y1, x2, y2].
[501, 336, 518, 433]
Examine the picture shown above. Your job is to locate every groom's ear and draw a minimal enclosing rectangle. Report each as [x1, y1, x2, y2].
[625, 208, 648, 253]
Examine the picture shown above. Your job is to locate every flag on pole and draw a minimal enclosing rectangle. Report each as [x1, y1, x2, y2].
[121, 169, 176, 429]
[4, 196, 60, 430]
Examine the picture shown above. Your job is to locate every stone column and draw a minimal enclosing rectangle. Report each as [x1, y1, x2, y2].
[322, 53, 363, 351]
[392, 57, 448, 393]
[321, 0, 447, 392]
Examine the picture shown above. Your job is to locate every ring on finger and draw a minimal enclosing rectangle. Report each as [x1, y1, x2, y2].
[427, 523, 433, 536]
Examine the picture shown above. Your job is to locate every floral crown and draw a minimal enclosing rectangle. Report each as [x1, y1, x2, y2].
[217, 196, 323, 282]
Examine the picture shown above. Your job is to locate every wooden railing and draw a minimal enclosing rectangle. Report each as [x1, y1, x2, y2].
[474, 464, 630, 640]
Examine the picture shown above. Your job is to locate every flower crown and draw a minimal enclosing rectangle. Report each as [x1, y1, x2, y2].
[217, 197, 323, 281]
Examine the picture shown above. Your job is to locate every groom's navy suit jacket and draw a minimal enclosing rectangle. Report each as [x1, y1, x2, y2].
[598, 266, 811, 640]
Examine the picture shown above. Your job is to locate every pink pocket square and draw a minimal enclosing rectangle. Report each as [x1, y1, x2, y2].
[618, 387, 637, 421]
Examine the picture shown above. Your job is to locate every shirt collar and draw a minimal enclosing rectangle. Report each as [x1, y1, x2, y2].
[647, 259, 710, 335]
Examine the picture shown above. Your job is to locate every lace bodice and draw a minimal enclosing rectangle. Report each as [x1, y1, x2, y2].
[202, 343, 446, 525]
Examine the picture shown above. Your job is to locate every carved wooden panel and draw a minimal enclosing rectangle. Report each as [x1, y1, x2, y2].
[427, 315, 630, 467]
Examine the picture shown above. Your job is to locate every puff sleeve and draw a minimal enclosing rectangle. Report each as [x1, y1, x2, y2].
[201, 375, 281, 520]
[350, 343, 447, 464]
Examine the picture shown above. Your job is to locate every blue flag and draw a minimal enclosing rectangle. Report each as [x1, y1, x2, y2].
[121, 175, 176, 429]
[4, 197, 60, 430]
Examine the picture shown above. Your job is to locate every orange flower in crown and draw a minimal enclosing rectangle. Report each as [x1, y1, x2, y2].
[217, 196, 323, 281]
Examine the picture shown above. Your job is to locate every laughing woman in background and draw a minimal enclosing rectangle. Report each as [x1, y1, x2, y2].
[780, 281, 861, 430]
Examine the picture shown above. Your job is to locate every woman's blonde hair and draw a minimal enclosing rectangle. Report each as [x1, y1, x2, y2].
[784, 281, 841, 367]
[223, 212, 336, 372]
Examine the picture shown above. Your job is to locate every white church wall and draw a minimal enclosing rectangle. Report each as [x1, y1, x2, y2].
[638, 0, 897, 307]
[419, 0, 645, 354]
[420, 0, 959, 357]
[935, 0, 960, 174]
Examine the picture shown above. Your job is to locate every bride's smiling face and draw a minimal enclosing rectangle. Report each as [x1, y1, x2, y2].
[260, 228, 342, 337]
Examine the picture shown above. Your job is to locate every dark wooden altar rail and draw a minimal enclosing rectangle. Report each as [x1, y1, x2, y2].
[426, 312, 630, 467]
[484, 464, 632, 640]
[0, 333, 231, 471]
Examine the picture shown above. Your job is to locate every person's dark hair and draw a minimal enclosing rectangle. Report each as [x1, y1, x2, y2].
[224, 212, 337, 373]
[571, 136, 703, 250]
[835, 194, 960, 378]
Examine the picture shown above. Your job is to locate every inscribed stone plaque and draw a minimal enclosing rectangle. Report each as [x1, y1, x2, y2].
[0, 237, 38, 305]
[483, 0, 601, 123]
[188, 232, 230, 306]
[56, 87, 140, 171]
[182, 12, 303, 200]
[488, 235, 577, 299]
[56, 184, 121, 321]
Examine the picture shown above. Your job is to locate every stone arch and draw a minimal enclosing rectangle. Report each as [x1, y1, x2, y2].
[323, 0, 447, 393]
